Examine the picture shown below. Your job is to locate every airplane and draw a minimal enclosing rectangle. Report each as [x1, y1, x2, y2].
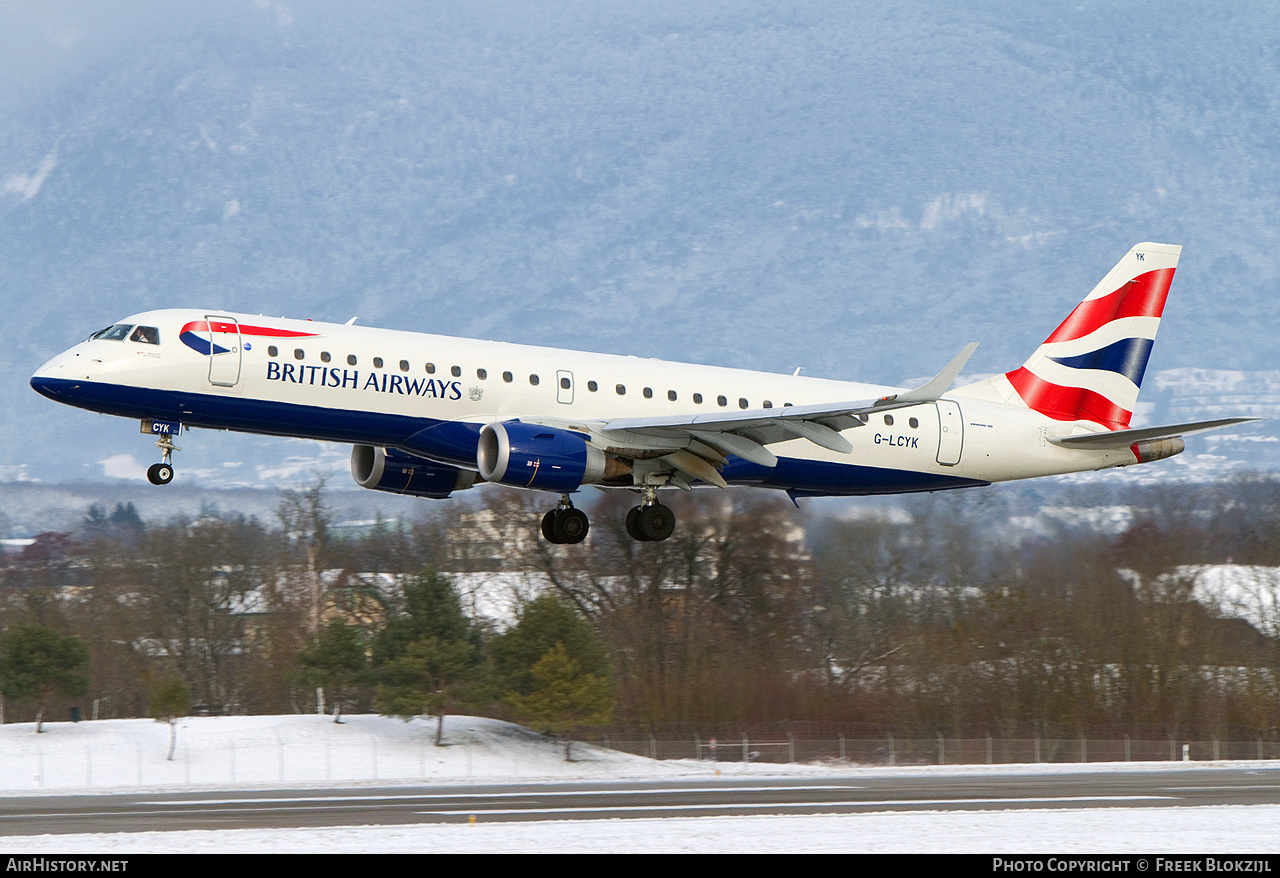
[30, 242, 1257, 544]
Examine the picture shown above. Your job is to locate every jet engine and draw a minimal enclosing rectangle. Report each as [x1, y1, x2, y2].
[350, 445, 476, 499]
[477, 421, 623, 492]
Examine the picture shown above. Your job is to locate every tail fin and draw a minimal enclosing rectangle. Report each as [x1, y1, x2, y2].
[967, 242, 1181, 430]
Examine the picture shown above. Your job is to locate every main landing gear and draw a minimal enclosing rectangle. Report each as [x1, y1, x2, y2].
[625, 493, 676, 542]
[542, 496, 590, 545]
[541, 488, 677, 544]
[146, 428, 179, 486]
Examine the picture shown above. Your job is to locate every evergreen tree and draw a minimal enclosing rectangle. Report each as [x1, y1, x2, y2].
[109, 502, 145, 532]
[147, 675, 192, 760]
[0, 622, 90, 732]
[299, 621, 369, 722]
[494, 594, 613, 753]
[505, 642, 614, 737]
[82, 502, 144, 539]
[372, 571, 484, 742]
[493, 593, 611, 696]
[374, 569, 480, 662]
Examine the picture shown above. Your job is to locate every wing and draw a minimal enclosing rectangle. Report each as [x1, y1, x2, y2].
[532, 344, 980, 487]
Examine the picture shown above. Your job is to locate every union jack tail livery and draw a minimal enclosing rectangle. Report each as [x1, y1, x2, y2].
[1001, 242, 1179, 430]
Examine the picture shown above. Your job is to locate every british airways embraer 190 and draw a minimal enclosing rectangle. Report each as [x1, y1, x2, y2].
[30, 243, 1255, 544]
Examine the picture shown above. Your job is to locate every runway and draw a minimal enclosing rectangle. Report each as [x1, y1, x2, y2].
[6, 765, 1280, 836]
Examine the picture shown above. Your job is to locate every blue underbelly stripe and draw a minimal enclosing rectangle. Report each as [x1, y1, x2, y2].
[29, 377, 989, 496]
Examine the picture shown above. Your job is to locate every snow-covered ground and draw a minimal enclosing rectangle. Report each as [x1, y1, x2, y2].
[3, 714, 1278, 853]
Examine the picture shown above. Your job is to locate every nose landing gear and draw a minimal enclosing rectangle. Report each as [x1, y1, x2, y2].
[147, 463, 174, 486]
[145, 425, 180, 486]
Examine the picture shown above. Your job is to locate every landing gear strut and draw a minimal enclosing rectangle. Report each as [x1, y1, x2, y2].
[147, 430, 179, 486]
[541, 495, 589, 544]
[625, 486, 676, 542]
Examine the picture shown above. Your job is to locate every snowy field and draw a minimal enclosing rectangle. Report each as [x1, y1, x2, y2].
[3, 714, 1279, 853]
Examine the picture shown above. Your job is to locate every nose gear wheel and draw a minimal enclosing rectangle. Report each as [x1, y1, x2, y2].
[147, 430, 180, 485]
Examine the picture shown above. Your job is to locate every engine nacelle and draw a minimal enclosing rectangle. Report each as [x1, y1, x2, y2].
[350, 445, 476, 499]
[477, 421, 607, 492]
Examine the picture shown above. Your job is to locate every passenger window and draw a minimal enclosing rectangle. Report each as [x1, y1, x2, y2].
[738, 398, 748, 409]
[587, 380, 598, 392]
[667, 390, 677, 401]
[693, 393, 703, 404]
[477, 368, 487, 380]
[451, 365, 461, 377]
[717, 395, 727, 407]
[763, 400, 772, 409]
[268, 346, 279, 357]
[400, 360, 410, 372]
[884, 414, 894, 426]
[130, 326, 160, 345]
[503, 371, 513, 383]
[909, 417, 919, 429]
[529, 374, 540, 386]
[294, 349, 305, 360]
[425, 363, 435, 374]
[373, 357, 383, 368]
[643, 387, 653, 399]
[560, 377, 571, 390]
[347, 354, 357, 366]
[616, 385, 626, 395]
[321, 351, 332, 363]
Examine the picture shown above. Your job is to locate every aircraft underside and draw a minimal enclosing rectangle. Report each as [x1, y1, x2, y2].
[31, 375, 990, 543]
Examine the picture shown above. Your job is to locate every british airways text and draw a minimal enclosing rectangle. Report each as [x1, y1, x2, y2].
[265, 363, 462, 399]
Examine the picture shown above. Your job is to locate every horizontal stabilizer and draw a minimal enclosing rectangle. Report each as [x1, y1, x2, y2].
[1050, 417, 1261, 449]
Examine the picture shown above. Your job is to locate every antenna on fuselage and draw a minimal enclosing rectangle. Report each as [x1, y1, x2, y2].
[345, 317, 359, 325]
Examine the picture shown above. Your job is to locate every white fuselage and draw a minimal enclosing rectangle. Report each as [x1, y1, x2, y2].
[30, 308, 1139, 497]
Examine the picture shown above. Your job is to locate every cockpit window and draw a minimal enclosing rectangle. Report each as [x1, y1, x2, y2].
[90, 324, 134, 341]
[130, 326, 160, 345]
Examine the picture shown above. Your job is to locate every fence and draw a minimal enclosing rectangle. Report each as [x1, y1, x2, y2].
[601, 734, 1280, 765]
[5, 727, 1278, 791]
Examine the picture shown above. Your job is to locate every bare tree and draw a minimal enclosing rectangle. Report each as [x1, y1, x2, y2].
[277, 475, 334, 639]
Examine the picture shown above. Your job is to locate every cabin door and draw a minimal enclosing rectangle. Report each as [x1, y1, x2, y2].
[206, 316, 242, 387]
[936, 400, 964, 466]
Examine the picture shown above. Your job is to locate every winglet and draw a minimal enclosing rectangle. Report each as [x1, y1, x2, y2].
[889, 343, 980, 405]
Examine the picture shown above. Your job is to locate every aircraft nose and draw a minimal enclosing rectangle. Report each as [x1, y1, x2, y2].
[30, 348, 89, 401]
[30, 372, 66, 402]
